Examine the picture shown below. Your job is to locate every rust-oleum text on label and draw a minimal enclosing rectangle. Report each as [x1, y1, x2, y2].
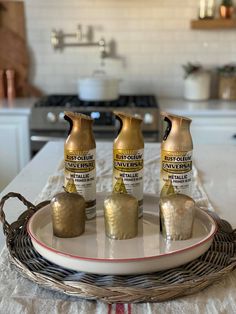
[162, 154, 192, 174]
[160, 150, 193, 196]
[114, 151, 143, 172]
[113, 149, 144, 216]
[64, 149, 96, 219]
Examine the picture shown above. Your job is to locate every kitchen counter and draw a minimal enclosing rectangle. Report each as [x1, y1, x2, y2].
[1, 141, 236, 313]
[0, 97, 236, 116]
[0, 97, 36, 115]
[0, 142, 62, 251]
[0, 141, 236, 253]
[159, 98, 236, 116]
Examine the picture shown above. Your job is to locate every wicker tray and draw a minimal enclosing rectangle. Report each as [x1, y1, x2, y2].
[0, 192, 236, 303]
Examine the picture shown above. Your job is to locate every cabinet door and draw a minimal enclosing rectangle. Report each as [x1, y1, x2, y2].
[0, 115, 30, 190]
[191, 117, 236, 144]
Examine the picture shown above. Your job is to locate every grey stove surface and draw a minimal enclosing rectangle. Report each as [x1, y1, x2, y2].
[30, 94, 160, 155]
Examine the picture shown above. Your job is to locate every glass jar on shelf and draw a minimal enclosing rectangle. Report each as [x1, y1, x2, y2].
[199, 0, 215, 19]
[218, 64, 236, 100]
[219, 0, 234, 19]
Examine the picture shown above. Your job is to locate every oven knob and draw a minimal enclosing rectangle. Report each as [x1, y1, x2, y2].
[47, 112, 57, 123]
[134, 113, 142, 119]
[58, 112, 66, 122]
[144, 113, 154, 124]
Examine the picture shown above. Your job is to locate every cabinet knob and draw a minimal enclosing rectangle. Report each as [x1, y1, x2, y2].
[232, 134, 236, 139]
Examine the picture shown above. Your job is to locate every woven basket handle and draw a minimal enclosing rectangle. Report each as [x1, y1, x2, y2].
[0, 192, 41, 237]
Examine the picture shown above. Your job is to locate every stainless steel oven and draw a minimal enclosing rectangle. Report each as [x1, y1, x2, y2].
[30, 95, 160, 156]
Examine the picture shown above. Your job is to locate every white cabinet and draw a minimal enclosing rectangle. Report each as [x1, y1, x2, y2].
[0, 114, 30, 191]
[190, 116, 236, 145]
[160, 99, 236, 145]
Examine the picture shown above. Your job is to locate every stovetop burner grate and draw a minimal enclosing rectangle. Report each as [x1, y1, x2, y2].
[34, 95, 158, 108]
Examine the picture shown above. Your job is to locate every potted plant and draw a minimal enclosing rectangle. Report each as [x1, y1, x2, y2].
[218, 63, 236, 100]
[220, 0, 234, 19]
[182, 63, 211, 101]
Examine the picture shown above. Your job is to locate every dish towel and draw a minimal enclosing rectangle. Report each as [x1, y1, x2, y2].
[0, 142, 235, 314]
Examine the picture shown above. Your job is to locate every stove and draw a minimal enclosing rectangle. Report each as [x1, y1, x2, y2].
[30, 95, 160, 155]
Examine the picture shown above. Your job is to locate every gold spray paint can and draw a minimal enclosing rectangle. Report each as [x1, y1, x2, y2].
[64, 112, 96, 219]
[113, 111, 144, 217]
[160, 112, 193, 197]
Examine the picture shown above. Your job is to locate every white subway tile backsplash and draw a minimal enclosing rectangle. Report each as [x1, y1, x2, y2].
[24, 0, 236, 97]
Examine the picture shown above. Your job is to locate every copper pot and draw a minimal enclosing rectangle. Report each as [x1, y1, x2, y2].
[219, 5, 234, 19]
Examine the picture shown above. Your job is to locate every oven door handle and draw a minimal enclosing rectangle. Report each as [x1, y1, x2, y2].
[30, 135, 65, 142]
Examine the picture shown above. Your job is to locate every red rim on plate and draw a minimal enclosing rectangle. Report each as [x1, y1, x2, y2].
[27, 205, 217, 263]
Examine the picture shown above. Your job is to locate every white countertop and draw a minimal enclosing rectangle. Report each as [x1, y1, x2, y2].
[0, 97, 36, 115]
[0, 97, 236, 117]
[159, 98, 236, 116]
[0, 141, 235, 253]
[0, 142, 63, 251]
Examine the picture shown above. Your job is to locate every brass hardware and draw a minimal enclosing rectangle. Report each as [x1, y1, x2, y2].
[50, 25, 107, 59]
[51, 30, 60, 49]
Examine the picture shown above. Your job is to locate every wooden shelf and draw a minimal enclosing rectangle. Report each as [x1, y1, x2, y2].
[191, 19, 236, 29]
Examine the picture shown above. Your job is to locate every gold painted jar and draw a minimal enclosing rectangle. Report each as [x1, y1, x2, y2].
[160, 193, 195, 241]
[219, 75, 236, 100]
[51, 191, 86, 238]
[104, 178, 139, 240]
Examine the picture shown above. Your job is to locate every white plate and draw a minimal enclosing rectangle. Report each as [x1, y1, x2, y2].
[27, 193, 217, 275]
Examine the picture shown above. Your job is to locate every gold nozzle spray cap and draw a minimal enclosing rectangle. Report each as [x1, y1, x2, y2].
[161, 112, 192, 141]
[64, 111, 94, 123]
[113, 111, 143, 122]
[113, 111, 143, 135]
[161, 112, 191, 125]
[64, 111, 94, 134]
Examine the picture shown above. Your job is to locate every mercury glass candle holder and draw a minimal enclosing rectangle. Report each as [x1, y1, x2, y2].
[104, 192, 138, 240]
[51, 191, 86, 238]
[159, 194, 195, 241]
